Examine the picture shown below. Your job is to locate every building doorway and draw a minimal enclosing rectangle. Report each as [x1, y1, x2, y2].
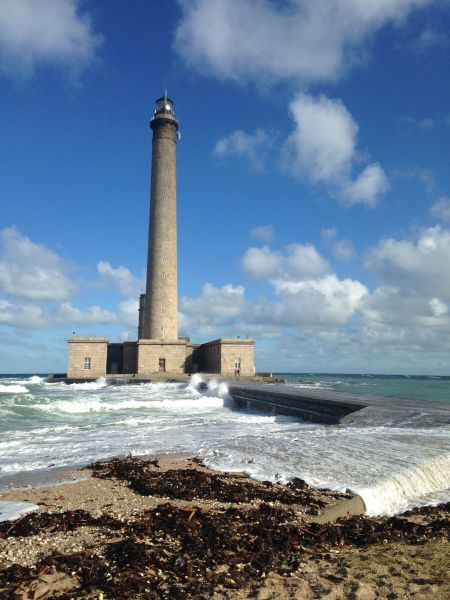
[106, 344, 123, 375]
[159, 358, 166, 372]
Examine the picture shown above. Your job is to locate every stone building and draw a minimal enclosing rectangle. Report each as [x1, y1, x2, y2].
[67, 94, 255, 379]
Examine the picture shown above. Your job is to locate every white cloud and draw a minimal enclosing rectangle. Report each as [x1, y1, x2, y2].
[179, 229, 450, 369]
[322, 227, 356, 262]
[429, 297, 447, 317]
[0, 298, 117, 329]
[0, 227, 134, 333]
[343, 163, 389, 207]
[430, 196, 450, 222]
[118, 298, 139, 328]
[250, 225, 274, 243]
[57, 302, 117, 325]
[284, 93, 388, 206]
[0, 299, 48, 329]
[180, 229, 450, 371]
[180, 283, 246, 336]
[0, 0, 102, 79]
[285, 94, 357, 181]
[0, 226, 74, 301]
[175, 0, 429, 86]
[270, 275, 368, 326]
[285, 244, 330, 279]
[362, 226, 450, 333]
[242, 243, 329, 281]
[97, 261, 143, 296]
[365, 226, 450, 298]
[332, 239, 356, 262]
[214, 128, 271, 170]
[241, 246, 283, 279]
[240, 243, 363, 328]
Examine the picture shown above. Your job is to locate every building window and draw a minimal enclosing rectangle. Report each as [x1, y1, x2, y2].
[84, 357, 91, 370]
[234, 358, 241, 370]
[159, 358, 166, 372]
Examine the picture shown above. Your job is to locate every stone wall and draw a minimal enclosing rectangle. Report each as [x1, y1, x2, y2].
[67, 337, 108, 379]
[194, 339, 255, 376]
[67, 337, 255, 377]
[220, 339, 255, 376]
[137, 340, 187, 374]
[143, 115, 178, 340]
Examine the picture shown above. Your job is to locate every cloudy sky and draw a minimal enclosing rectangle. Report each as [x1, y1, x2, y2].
[1, 0, 449, 374]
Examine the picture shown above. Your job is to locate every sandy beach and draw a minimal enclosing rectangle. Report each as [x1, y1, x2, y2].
[0, 454, 448, 599]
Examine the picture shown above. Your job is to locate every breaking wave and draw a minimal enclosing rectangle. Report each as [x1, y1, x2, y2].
[0, 385, 29, 394]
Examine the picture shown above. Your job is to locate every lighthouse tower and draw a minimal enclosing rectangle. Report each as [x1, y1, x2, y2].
[66, 93, 255, 379]
[140, 93, 179, 341]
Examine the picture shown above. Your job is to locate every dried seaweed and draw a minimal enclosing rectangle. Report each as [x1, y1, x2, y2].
[1, 500, 448, 598]
[0, 509, 121, 539]
[88, 456, 350, 510]
[1, 460, 448, 599]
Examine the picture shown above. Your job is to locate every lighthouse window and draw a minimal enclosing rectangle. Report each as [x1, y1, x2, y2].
[84, 357, 91, 370]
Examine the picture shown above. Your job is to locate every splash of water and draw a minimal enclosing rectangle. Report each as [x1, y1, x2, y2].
[359, 453, 450, 516]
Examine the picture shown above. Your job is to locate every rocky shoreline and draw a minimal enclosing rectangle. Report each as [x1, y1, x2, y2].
[0, 455, 448, 599]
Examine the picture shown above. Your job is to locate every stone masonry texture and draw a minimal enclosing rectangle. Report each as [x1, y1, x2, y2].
[143, 102, 179, 340]
[67, 337, 108, 379]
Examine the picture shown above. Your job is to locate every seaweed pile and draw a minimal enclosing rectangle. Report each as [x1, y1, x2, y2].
[88, 455, 351, 513]
[0, 457, 448, 599]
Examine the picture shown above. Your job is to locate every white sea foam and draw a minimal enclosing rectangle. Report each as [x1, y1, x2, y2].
[27, 375, 45, 384]
[0, 384, 28, 394]
[187, 373, 203, 392]
[32, 393, 224, 414]
[359, 453, 450, 516]
[66, 378, 107, 390]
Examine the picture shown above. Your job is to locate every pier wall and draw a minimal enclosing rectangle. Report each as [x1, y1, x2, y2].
[228, 385, 367, 424]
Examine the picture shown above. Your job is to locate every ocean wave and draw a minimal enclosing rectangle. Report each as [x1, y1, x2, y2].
[359, 452, 450, 516]
[32, 394, 225, 415]
[26, 375, 45, 384]
[0, 384, 29, 394]
[66, 378, 108, 390]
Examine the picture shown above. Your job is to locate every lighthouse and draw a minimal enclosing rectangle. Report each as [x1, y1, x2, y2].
[140, 92, 179, 341]
[67, 93, 255, 378]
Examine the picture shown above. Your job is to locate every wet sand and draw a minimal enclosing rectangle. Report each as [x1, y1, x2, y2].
[0, 454, 448, 599]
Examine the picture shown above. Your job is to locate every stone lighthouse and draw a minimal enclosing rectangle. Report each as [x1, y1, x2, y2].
[66, 93, 255, 379]
[139, 92, 179, 341]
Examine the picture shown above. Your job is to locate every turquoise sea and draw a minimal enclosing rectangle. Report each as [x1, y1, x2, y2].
[277, 373, 450, 402]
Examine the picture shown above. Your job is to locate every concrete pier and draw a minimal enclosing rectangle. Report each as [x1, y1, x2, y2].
[227, 382, 450, 425]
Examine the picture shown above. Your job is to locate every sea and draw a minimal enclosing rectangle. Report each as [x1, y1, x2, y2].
[0, 373, 449, 520]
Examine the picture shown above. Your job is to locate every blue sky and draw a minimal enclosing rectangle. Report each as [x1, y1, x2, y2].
[1, 0, 449, 374]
